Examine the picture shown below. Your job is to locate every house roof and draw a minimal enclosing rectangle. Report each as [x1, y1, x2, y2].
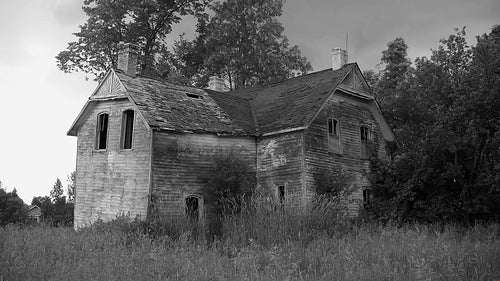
[226, 64, 355, 135]
[69, 63, 392, 139]
[116, 72, 249, 135]
[119, 63, 354, 136]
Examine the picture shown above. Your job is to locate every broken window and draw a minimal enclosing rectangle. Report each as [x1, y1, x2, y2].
[120, 110, 134, 149]
[277, 185, 285, 204]
[327, 118, 341, 153]
[360, 126, 370, 142]
[96, 113, 109, 150]
[360, 125, 375, 159]
[185, 196, 201, 222]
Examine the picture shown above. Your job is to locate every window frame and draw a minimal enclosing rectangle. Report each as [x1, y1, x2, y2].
[120, 109, 135, 150]
[184, 194, 204, 223]
[95, 112, 109, 151]
[327, 118, 342, 153]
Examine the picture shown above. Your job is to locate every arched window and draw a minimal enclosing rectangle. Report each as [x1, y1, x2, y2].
[185, 195, 203, 222]
[95, 113, 109, 150]
[120, 110, 134, 149]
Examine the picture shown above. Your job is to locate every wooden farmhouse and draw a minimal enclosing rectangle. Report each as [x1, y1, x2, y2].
[26, 205, 42, 223]
[68, 44, 395, 228]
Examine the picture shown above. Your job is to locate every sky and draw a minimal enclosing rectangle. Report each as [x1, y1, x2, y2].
[0, 0, 498, 204]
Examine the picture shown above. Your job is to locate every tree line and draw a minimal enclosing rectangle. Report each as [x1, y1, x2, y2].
[368, 26, 500, 226]
[0, 173, 75, 226]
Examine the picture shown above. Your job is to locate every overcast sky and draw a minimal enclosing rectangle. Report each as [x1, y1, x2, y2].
[0, 0, 498, 203]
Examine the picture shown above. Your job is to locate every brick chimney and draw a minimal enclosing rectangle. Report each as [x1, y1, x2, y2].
[117, 42, 139, 77]
[208, 76, 228, 92]
[332, 48, 348, 70]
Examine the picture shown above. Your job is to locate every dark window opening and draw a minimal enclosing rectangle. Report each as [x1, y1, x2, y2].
[360, 126, 369, 142]
[121, 110, 134, 149]
[328, 118, 339, 135]
[328, 118, 341, 153]
[186, 93, 202, 99]
[363, 189, 371, 206]
[277, 185, 285, 204]
[185, 196, 200, 222]
[96, 113, 109, 150]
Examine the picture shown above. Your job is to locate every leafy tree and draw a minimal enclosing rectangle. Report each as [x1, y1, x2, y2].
[370, 26, 500, 225]
[67, 171, 76, 203]
[202, 151, 256, 215]
[172, 0, 312, 89]
[50, 178, 64, 202]
[0, 187, 26, 226]
[56, 0, 209, 79]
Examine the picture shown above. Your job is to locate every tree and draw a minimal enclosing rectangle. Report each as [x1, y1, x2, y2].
[370, 26, 500, 225]
[172, 0, 312, 89]
[56, 0, 209, 79]
[0, 187, 26, 226]
[202, 151, 256, 215]
[50, 178, 64, 202]
[67, 171, 76, 203]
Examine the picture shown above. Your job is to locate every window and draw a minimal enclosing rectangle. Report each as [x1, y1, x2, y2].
[360, 126, 370, 142]
[277, 185, 285, 204]
[96, 113, 109, 150]
[360, 125, 374, 158]
[327, 118, 341, 153]
[120, 110, 134, 149]
[185, 195, 202, 222]
[363, 189, 372, 206]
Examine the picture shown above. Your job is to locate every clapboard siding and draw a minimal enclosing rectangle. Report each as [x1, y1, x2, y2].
[304, 91, 388, 215]
[74, 99, 151, 228]
[151, 132, 256, 218]
[256, 132, 305, 209]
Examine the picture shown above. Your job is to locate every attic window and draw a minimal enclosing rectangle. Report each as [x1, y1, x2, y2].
[327, 118, 341, 153]
[120, 110, 134, 149]
[95, 113, 109, 150]
[186, 93, 202, 99]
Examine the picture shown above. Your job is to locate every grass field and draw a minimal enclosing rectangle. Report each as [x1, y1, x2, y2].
[1, 203, 499, 280]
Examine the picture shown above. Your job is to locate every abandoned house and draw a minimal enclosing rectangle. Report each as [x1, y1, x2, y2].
[68, 44, 395, 229]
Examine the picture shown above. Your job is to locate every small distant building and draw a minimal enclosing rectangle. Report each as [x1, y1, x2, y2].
[26, 205, 42, 223]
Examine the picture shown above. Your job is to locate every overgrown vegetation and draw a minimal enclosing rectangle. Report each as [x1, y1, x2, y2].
[1, 204, 499, 280]
[368, 25, 500, 226]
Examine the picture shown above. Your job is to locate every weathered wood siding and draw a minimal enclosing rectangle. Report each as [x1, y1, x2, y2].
[304, 91, 388, 215]
[74, 99, 151, 228]
[256, 132, 305, 209]
[151, 132, 256, 218]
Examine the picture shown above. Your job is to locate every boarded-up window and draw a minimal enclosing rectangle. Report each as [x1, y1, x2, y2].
[360, 126, 375, 158]
[328, 118, 341, 153]
[96, 113, 109, 150]
[120, 110, 134, 149]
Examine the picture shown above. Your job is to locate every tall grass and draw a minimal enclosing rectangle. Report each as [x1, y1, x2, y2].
[1, 196, 499, 280]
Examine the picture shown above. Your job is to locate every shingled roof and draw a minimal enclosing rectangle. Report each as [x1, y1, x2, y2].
[224, 64, 355, 135]
[68, 63, 360, 137]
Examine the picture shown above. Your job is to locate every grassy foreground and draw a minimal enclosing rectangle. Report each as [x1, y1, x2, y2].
[1, 217, 499, 281]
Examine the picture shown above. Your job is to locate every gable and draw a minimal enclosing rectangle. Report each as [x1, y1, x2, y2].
[90, 70, 127, 100]
[339, 66, 371, 94]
